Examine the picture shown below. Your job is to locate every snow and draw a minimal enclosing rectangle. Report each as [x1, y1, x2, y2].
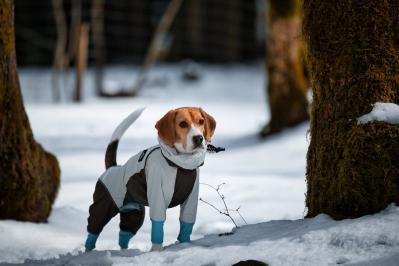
[5, 205, 399, 266]
[357, 102, 399, 125]
[0, 64, 398, 265]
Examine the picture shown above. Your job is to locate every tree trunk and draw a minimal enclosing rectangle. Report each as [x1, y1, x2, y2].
[304, 1, 399, 219]
[0, 0, 60, 222]
[261, 0, 309, 137]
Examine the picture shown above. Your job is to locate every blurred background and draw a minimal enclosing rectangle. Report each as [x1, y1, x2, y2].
[15, 0, 268, 103]
[15, 0, 265, 65]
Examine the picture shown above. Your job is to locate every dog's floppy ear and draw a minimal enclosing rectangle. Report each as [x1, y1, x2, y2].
[199, 108, 216, 142]
[155, 109, 177, 145]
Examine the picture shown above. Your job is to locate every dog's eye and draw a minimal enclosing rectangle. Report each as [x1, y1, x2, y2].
[179, 121, 189, 128]
[199, 119, 205, 125]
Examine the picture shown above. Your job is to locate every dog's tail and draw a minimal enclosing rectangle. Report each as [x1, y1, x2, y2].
[105, 107, 145, 169]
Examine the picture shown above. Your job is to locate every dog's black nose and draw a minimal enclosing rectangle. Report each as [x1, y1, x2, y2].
[192, 135, 204, 146]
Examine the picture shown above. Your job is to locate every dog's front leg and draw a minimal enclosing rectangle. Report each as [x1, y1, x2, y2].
[150, 219, 165, 251]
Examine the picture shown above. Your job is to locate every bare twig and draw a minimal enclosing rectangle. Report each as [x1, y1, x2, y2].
[200, 182, 247, 228]
[199, 197, 238, 228]
[232, 207, 248, 225]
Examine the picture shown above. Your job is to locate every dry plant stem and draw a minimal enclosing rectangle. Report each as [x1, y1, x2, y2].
[229, 207, 248, 225]
[199, 198, 238, 228]
[200, 182, 247, 228]
[202, 183, 229, 215]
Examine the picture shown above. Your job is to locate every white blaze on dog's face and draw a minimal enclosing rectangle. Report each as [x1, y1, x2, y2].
[155, 107, 216, 154]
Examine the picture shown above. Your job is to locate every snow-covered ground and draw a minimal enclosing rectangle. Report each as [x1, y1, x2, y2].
[0, 64, 398, 265]
[5, 205, 399, 266]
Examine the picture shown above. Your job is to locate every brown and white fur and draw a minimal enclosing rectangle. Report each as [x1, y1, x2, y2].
[155, 107, 216, 154]
[105, 107, 216, 169]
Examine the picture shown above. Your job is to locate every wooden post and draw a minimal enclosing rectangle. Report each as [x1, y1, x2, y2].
[74, 23, 89, 102]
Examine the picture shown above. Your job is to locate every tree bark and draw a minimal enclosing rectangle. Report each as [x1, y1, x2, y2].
[0, 0, 61, 222]
[261, 0, 309, 137]
[304, 0, 399, 219]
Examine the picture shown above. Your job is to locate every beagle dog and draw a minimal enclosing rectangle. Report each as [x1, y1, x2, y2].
[85, 107, 216, 252]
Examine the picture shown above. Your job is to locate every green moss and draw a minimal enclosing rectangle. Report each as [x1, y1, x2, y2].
[0, 0, 60, 223]
[303, 0, 399, 219]
[0, 140, 60, 222]
[307, 120, 399, 219]
[0, 0, 15, 56]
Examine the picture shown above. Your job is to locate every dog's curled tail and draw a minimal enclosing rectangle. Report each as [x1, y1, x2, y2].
[105, 107, 145, 169]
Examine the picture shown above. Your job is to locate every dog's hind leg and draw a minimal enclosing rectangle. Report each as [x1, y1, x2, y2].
[85, 181, 119, 251]
[118, 206, 145, 249]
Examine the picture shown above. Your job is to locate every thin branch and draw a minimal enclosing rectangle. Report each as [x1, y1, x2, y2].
[199, 198, 224, 215]
[199, 198, 238, 228]
[235, 207, 248, 225]
[201, 182, 229, 214]
[200, 182, 248, 229]
[225, 207, 248, 225]
[200, 182, 225, 191]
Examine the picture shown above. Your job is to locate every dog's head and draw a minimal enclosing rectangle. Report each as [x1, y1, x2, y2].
[155, 107, 216, 154]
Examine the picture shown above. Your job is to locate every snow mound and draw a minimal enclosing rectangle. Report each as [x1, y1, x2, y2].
[357, 102, 399, 125]
[8, 205, 399, 266]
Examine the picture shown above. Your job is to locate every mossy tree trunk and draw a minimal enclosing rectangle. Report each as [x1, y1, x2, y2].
[0, 0, 60, 222]
[304, 1, 399, 219]
[261, 0, 309, 137]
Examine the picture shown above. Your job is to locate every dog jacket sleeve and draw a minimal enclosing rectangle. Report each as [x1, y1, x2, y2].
[179, 169, 199, 224]
[147, 168, 167, 245]
[145, 149, 177, 245]
[146, 167, 167, 222]
[175, 169, 199, 243]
